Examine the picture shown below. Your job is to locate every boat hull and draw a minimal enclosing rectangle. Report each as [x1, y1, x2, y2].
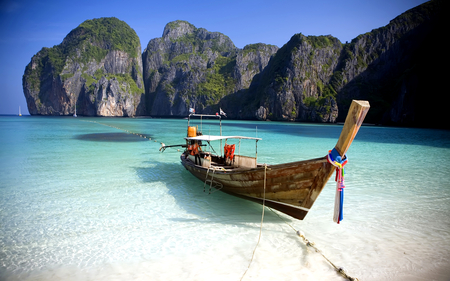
[181, 153, 335, 220]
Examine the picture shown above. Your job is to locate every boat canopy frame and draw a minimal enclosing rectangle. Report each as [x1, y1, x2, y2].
[188, 114, 222, 136]
[186, 114, 261, 161]
[185, 135, 261, 142]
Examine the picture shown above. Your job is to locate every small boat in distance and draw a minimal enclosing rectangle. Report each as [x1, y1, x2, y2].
[73, 106, 77, 117]
[161, 100, 370, 220]
[19, 106, 22, 116]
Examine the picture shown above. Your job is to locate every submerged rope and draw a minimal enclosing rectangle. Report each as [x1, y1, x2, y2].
[79, 120, 157, 142]
[268, 208, 359, 281]
[239, 163, 358, 280]
[240, 164, 267, 281]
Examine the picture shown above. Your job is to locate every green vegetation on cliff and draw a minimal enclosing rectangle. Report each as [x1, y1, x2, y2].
[304, 35, 336, 49]
[198, 55, 236, 105]
[66, 17, 140, 59]
[23, 17, 145, 116]
[144, 20, 238, 112]
[29, 17, 140, 79]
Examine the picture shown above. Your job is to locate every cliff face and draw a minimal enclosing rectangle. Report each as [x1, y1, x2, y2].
[142, 20, 278, 116]
[239, 0, 444, 124]
[142, 21, 339, 121]
[23, 17, 145, 116]
[23, 0, 445, 127]
[141, 0, 443, 125]
[333, 0, 445, 126]
[249, 34, 343, 122]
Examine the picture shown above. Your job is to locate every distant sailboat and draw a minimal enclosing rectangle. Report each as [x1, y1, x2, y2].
[19, 106, 22, 116]
[73, 106, 77, 117]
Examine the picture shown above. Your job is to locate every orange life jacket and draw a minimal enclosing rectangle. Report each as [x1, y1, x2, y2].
[189, 143, 199, 155]
[224, 144, 235, 161]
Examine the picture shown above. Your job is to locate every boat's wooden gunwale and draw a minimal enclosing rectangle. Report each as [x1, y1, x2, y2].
[181, 154, 316, 219]
[181, 153, 328, 175]
[181, 153, 327, 204]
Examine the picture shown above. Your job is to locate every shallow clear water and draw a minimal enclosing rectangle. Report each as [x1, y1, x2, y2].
[1, 116, 449, 280]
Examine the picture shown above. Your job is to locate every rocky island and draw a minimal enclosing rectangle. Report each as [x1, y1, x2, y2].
[23, 17, 145, 117]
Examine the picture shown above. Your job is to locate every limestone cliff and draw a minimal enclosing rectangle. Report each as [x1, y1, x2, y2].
[23, 17, 144, 116]
[22, 0, 445, 127]
[141, 0, 443, 125]
[229, 0, 445, 125]
[249, 34, 342, 122]
[142, 20, 278, 116]
[333, 0, 446, 126]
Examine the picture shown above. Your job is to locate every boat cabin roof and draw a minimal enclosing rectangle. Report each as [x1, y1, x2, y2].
[185, 135, 261, 141]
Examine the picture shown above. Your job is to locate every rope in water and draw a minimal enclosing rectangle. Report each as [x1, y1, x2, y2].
[240, 164, 267, 281]
[80, 120, 163, 143]
[268, 208, 359, 281]
[239, 164, 358, 280]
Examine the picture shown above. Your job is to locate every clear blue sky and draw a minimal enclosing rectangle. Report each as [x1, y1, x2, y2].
[0, 0, 428, 115]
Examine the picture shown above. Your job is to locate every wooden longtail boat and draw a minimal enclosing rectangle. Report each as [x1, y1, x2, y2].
[161, 100, 370, 220]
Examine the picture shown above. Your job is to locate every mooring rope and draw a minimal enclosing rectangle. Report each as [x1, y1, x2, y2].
[240, 164, 267, 281]
[268, 208, 359, 281]
[79, 119, 163, 143]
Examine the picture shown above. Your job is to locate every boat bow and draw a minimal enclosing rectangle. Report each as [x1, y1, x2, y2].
[300, 100, 370, 212]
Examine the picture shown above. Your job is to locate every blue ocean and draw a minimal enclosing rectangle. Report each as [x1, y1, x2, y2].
[1, 116, 449, 280]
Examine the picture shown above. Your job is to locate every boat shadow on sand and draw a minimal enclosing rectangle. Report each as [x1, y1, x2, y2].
[134, 161, 295, 226]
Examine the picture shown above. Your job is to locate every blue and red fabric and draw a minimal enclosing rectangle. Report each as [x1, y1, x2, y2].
[327, 148, 348, 224]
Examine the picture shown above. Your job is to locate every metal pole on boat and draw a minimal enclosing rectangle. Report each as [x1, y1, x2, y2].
[187, 114, 190, 137]
[255, 139, 258, 162]
[255, 126, 258, 162]
[238, 139, 241, 156]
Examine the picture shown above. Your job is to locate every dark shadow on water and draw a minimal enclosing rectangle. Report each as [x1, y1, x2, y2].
[74, 132, 151, 142]
[134, 161, 294, 226]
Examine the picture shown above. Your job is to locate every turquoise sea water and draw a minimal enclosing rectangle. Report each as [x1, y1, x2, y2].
[1, 116, 449, 280]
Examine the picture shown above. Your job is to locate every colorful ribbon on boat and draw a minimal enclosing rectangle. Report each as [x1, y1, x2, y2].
[327, 148, 348, 224]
